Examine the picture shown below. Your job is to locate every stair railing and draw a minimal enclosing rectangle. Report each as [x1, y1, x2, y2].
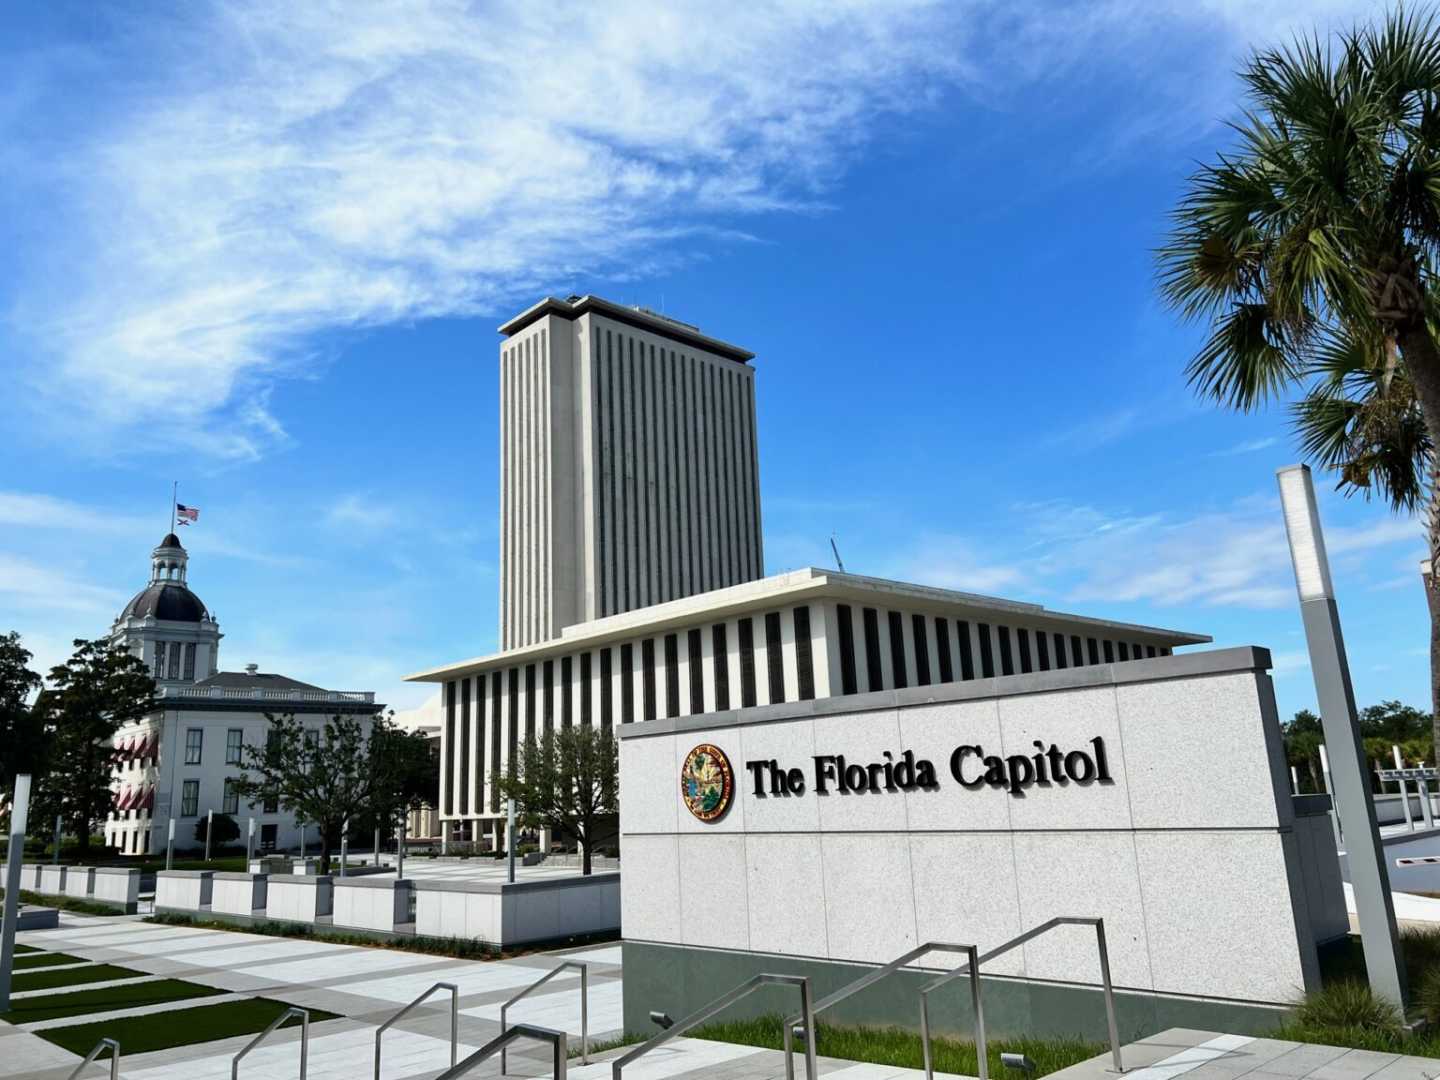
[614, 972, 818, 1079]
[500, 960, 588, 1074]
[436, 1022, 567, 1079]
[373, 980, 458, 1079]
[917, 917, 1124, 1079]
[782, 942, 983, 1080]
[231, 1006, 309, 1079]
[66, 1037, 119, 1080]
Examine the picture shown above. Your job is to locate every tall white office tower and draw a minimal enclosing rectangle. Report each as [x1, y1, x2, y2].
[499, 295, 764, 649]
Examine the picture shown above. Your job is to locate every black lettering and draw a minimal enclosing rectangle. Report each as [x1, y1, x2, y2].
[814, 756, 837, 794]
[1005, 754, 1034, 795]
[1092, 736, 1112, 782]
[950, 745, 985, 788]
[786, 767, 806, 795]
[845, 763, 868, 792]
[983, 755, 1007, 787]
[1032, 740, 1049, 784]
[895, 750, 916, 790]
[1045, 744, 1067, 785]
[867, 761, 884, 792]
[915, 758, 938, 789]
[1065, 749, 1096, 783]
[882, 751, 896, 791]
[747, 760, 769, 797]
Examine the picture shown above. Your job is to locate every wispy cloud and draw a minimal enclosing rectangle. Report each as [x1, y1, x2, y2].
[1206, 436, 1281, 458]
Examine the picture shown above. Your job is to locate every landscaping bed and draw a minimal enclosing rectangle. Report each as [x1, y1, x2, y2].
[38, 998, 340, 1055]
[2, 978, 224, 1024]
[13, 952, 86, 970]
[13, 963, 142, 993]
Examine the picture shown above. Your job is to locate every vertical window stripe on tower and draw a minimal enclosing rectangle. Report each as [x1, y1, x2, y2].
[712, 623, 730, 710]
[887, 611, 908, 689]
[765, 610, 785, 704]
[862, 607, 883, 691]
[738, 617, 757, 707]
[837, 604, 858, 695]
[912, 613, 931, 686]
[794, 606, 815, 701]
[687, 629, 704, 714]
[459, 678, 470, 816]
[934, 617, 953, 683]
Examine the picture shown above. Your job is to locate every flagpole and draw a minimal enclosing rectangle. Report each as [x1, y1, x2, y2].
[171, 481, 177, 534]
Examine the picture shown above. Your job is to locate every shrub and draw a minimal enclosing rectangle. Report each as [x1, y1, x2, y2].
[194, 814, 240, 846]
[1292, 981, 1402, 1034]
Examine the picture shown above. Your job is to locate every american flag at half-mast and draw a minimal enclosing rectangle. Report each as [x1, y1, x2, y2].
[176, 503, 199, 525]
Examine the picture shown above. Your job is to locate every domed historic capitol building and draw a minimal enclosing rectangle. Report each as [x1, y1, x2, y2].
[103, 532, 383, 855]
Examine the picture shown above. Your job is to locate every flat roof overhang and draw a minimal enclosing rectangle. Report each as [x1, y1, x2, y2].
[499, 295, 755, 364]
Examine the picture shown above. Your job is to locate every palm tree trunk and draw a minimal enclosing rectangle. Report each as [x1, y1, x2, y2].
[1397, 329, 1440, 765]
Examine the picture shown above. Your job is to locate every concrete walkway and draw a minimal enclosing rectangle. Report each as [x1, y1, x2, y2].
[1049, 1029, 1440, 1080]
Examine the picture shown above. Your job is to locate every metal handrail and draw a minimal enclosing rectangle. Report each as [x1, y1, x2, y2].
[66, 1037, 119, 1080]
[918, 917, 1124, 1078]
[373, 981, 458, 1079]
[436, 1022, 568, 1079]
[501, 961, 588, 1074]
[781, 942, 983, 1080]
[614, 973, 818, 1080]
[232, 1006, 309, 1079]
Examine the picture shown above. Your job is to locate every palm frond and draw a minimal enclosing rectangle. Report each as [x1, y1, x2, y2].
[1186, 303, 1301, 410]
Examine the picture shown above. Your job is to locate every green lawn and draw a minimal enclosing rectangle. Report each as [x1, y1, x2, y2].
[13, 952, 86, 970]
[13, 964, 142, 993]
[14, 944, 38, 955]
[2, 979, 224, 1024]
[39, 998, 341, 1055]
[689, 1016, 1106, 1078]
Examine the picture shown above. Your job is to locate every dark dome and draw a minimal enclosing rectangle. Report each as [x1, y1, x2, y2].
[158, 533, 184, 550]
[120, 583, 209, 623]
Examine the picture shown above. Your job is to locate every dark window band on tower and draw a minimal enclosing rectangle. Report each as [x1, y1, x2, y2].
[765, 611, 785, 704]
[1103, 640, 1115, 664]
[1087, 638, 1100, 665]
[887, 611, 908, 689]
[458, 678, 470, 816]
[1146, 644, 1158, 658]
[934, 618, 953, 683]
[621, 643, 635, 724]
[474, 676, 486, 809]
[997, 625, 1015, 677]
[662, 635, 677, 718]
[600, 648, 613, 730]
[978, 623, 996, 679]
[507, 668, 519, 771]
[1053, 632, 1068, 669]
[794, 606, 815, 701]
[580, 652, 592, 727]
[1036, 630, 1050, 672]
[561, 656, 573, 727]
[862, 607, 883, 691]
[688, 628, 705, 713]
[1117, 641, 1130, 662]
[1018, 628, 1035, 674]
[712, 624, 730, 710]
[837, 604, 858, 695]
[542, 659, 554, 734]
[738, 617, 757, 707]
[490, 671, 502, 812]
[957, 620, 976, 681]
[443, 680, 456, 816]
[524, 664, 536, 741]
[912, 613, 931, 686]
[648, 638, 663, 721]
[1071, 635, 1084, 667]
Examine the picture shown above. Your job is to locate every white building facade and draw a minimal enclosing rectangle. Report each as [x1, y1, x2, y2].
[105, 533, 383, 855]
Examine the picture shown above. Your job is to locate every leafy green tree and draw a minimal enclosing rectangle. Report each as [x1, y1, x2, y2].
[494, 725, 618, 875]
[233, 712, 424, 873]
[31, 639, 155, 856]
[194, 812, 240, 848]
[0, 631, 45, 793]
[1157, 9, 1440, 759]
[355, 719, 439, 842]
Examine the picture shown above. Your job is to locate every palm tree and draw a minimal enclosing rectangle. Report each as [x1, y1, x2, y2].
[1157, 8, 1440, 756]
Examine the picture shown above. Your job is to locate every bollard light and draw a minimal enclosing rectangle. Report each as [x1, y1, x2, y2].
[1002, 1053, 1037, 1074]
[649, 1011, 673, 1029]
[1277, 464, 1406, 1007]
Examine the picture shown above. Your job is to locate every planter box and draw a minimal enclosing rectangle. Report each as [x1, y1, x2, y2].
[414, 872, 620, 946]
[38, 865, 66, 896]
[333, 878, 412, 933]
[91, 868, 141, 913]
[266, 874, 333, 923]
[155, 870, 213, 912]
[211, 872, 267, 917]
[63, 866, 96, 901]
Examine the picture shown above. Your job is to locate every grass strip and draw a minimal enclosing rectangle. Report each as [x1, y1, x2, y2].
[13, 964, 142, 993]
[39, 997, 340, 1055]
[2, 978, 224, 1024]
[14, 944, 38, 955]
[13, 953, 86, 970]
[689, 1015, 1107, 1077]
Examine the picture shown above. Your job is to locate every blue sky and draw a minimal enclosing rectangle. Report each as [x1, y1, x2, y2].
[0, 0, 1422, 724]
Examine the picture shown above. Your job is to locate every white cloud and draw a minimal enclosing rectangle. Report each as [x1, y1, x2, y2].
[3, 0, 1391, 460]
[0, 553, 127, 618]
[1206, 436, 1281, 458]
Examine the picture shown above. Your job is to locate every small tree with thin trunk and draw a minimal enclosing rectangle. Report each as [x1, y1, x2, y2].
[233, 711, 416, 874]
[0, 631, 44, 795]
[493, 725, 618, 875]
[31, 638, 155, 856]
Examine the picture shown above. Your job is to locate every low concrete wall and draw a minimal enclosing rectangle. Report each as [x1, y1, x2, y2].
[62, 866, 95, 900]
[266, 875, 333, 922]
[211, 872, 267, 916]
[333, 878, 412, 933]
[91, 868, 140, 913]
[155, 870, 214, 912]
[38, 865, 66, 895]
[414, 872, 620, 945]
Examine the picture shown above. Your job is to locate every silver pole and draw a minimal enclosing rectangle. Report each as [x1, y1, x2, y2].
[0, 774, 33, 1010]
[507, 799, 516, 884]
[53, 814, 61, 862]
[1421, 776, 1437, 830]
[1394, 746, 1415, 832]
[1290, 765, 1299, 794]
[340, 818, 349, 878]
[1279, 464, 1406, 1007]
[373, 826, 380, 868]
[166, 817, 175, 872]
[299, 820, 306, 860]
[246, 817, 254, 864]
[205, 809, 213, 862]
[397, 817, 406, 880]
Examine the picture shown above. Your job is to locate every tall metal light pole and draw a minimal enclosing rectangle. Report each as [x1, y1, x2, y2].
[0, 774, 33, 1010]
[1278, 464, 1406, 1007]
